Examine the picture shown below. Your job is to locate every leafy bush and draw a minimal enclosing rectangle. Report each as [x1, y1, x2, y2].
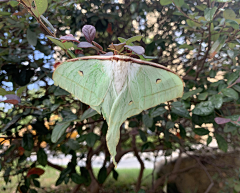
[0, 0, 240, 192]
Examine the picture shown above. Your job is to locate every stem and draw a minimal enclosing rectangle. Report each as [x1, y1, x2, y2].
[132, 134, 145, 192]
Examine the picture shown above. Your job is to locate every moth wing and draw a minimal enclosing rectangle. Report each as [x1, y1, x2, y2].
[106, 84, 141, 166]
[53, 59, 112, 106]
[129, 63, 184, 110]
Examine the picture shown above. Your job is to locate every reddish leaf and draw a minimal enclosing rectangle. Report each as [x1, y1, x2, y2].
[77, 42, 99, 52]
[209, 51, 217, 59]
[18, 146, 25, 156]
[100, 52, 114, 56]
[106, 23, 113, 35]
[13, 8, 28, 16]
[3, 94, 21, 105]
[75, 49, 83, 55]
[82, 25, 96, 43]
[92, 41, 103, 50]
[124, 45, 145, 55]
[53, 62, 61, 69]
[27, 167, 45, 177]
[176, 132, 182, 139]
[214, 117, 231, 124]
[109, 43, 126, 51]
[59, 34, 80, 43]
[77, 42, 94, 48]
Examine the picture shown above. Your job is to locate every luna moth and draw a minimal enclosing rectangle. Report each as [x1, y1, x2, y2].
[53, 55, 184, 167]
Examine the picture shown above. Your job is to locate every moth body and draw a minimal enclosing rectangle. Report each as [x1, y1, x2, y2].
[112, 60, 129, 94]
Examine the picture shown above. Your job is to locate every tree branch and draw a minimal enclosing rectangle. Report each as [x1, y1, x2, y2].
[132, 133, 145, 192]
[47, 161, 64, 171]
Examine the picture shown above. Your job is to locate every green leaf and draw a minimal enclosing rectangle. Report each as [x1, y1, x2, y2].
[179, 124, 186, 138]
[171, 106, 191, 118]
[128, 121, 139, 128]
[204, 7, 217, 21]
[51, 122, 70, 143]
[86, 133, 99, 147]
[37, 148, 47, 166]
[118, 35, 142, 45]
[61, 113, 78, 123]
[215, 134, 228, 152]
[97, 167, 107, 184]
[9, 1, 19, 7]
[173, 11, 184, 16]
[71, 173, 85, 184]
[232, 84, 240, 93]
[29, 189, 38, 193]
[209, 69, 216, 78]
[141, 142, 154, 152]
[166, 121, 174, 129]
[224, 123, 237, 133]
[138, 130, 147, 142]
[22, 133, 34, 151]
[54, 87, 70, 96]
[0, 11, 11, 16]
[51, 104, 60, 112]
[112, 168, 119, 180]
[210, 95, 223, 109]
[40, 15, 56, 33]
[186, 19, 201, 28]
[27, 28, 37, 46]
[223, 9, 236, 19]
[2, 114, 23, 132]
[160, 0, 172, 6]
[80, 167, 91, 186]
[222, 88, 239, 100]
[226, 19, 239, 29]
[56, 167, 72, 186]
[179, 43, 194, 50]
[142, 114, 153, 128]
[195, 4, 207, 11]
[225, 114, 240, 126]
[198, 92, 208, 101]
[227, 71, 239, 85]
[32, 179, 40, 188]
[17, 86, 27, 97]
[80, 108, 98, 121]
[234, 183, 240, 192]
[182, 88, 203, 100]
[211, 32, 220, 42]
[4, 167, 11, 184]
[47, 36, 76, 50]
[67, 139, 80, 150]
[32, 0, 48, 17]
[150, 107, 167, 118]
[22, 0, 33, 7]
[209, 35, 227, 58]
[207, 136, 212, 146]
[0, 88, 12, 96]
[193, 128, 209, 136]
[173, 0, 184, 7]
[227, 50, 234, 59]
[192, 101, 214, 116]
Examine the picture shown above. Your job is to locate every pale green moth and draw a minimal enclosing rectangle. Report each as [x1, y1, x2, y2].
[53, 55, 184, 167]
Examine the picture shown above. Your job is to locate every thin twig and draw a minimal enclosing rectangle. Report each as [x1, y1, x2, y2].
[132, 133, 145, 192]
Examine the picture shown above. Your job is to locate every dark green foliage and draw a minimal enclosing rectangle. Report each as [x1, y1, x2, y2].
[1, 0, 240, 192]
